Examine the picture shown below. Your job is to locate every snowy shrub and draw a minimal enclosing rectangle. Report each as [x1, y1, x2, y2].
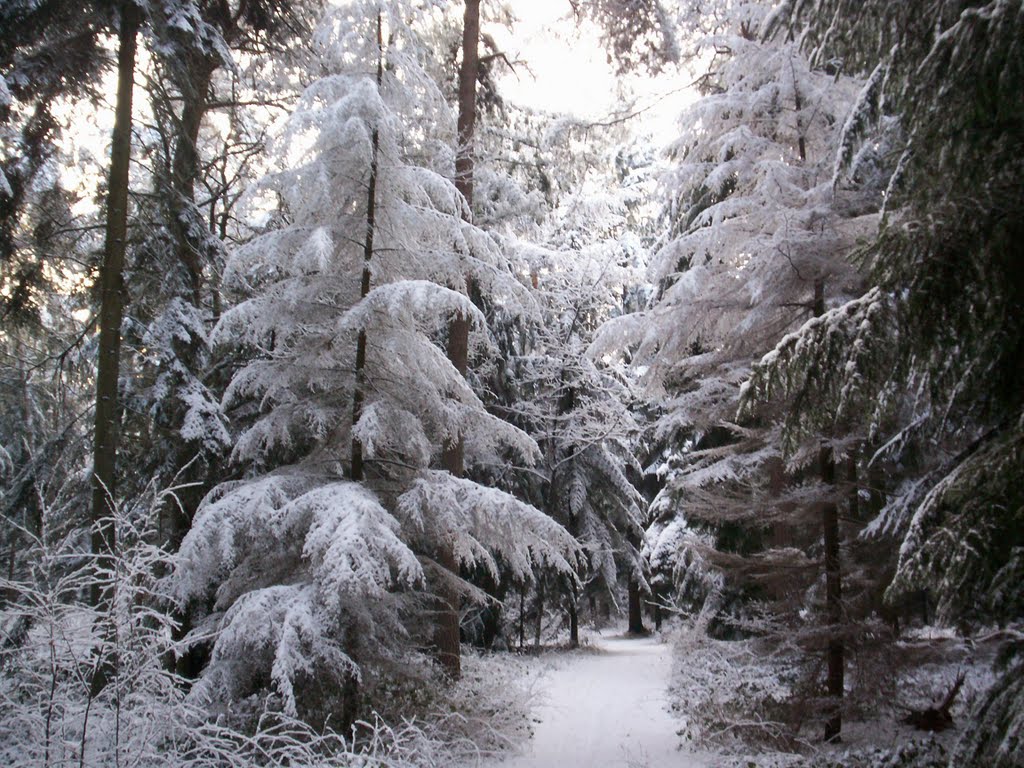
[0, 479, 540, 768]
[175, 473, 421, 724]
[952, 640, 1024, 768]
[0, 497, 184, 768]
[788, 739, 949, 768]
[669, 622, 801, 750]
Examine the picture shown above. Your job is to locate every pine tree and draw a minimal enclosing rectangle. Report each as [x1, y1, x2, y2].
[743, 0, 1024, 754]
[513, 183, 650, 646]
[591, 4, 883, 740]
[174, 0, 579, 724]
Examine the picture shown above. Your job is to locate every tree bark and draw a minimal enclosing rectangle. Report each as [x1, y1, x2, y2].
[628, 579, 646, 635]
[170, 59, 215, 307]
[566, 579, 579, 648]
[435, 0, 481, 682]
[454, 0, 480, 209]
[90, 2, 139, 609]
[792, 58, 807, 164]
[518, 584, 526, 650]
[534, 579, 544, 648]
[87, 3, 139, 700]
[350, 13, 383, 485]
[822, 452, 844, 742]
[161, 54, 220, 554]
[815, 279, 844, 743]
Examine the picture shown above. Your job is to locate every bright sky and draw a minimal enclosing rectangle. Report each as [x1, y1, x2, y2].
[494, 0, 694, 144]
[495, 2, 618, 115]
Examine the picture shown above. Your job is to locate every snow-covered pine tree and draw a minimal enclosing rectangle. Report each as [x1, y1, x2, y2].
[499, 178, 650, 647]
[746, 1, 1024, 760]
[174, 0, 579, 725]
[118, 0, 315, 551]
[590, 2, 884, 741]
[594, 10, 863, 556]
[755, 0, 1024, 629]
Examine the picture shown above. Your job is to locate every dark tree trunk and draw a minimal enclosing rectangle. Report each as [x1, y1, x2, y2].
[821, 451, 844, 742]
[90, 2, 139, 607]
[794, 75, 807, 163]
[170, 59, 215, 307]
[87, 3, 139, 698]
[534, 579, 544, 648]
[160, 54, 220, 553]
[628, 579, 646, 635]
[815, 279, 844, 743]
[350, 13, 383, 485]
[454, 0, 480, 208]
[433, 545, 462, 677]
[159, 48, 229, 683]
[566, 580, 579, 648]
[518, 584, 526, 650]
[435, 0, 481, 682]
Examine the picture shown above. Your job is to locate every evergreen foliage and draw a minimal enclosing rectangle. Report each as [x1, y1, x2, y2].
[1, 0, 1021, 764]
[175, 0, 580, 720]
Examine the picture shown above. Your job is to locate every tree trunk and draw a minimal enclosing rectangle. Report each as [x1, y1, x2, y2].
[454, 0, 480, 209]
[518, 584, 526, 650]
[815, 278, 844, 743]
[170, 59, 215, 307]
[350, 13, 383, 485]
[566, 580, 579, 649]
[822, 455, 844, 742]
[161, 54, 221, 553]
[792, 61, 807, 164]
[628, 579, 646, 635]
[87, 2, 139, 699]
[534, 579, 544, 648]
[90, 2, 139, 609]
[435, 0, 481, 682]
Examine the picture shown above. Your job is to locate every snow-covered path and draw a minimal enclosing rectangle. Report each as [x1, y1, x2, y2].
[488, 630, 707, 768]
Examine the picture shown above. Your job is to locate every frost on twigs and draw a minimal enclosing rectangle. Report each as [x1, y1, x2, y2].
[0, 494, 185, 767]
[669, 619, 799, 751]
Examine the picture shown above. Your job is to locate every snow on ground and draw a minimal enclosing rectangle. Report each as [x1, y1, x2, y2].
[485, 629, 708, 768]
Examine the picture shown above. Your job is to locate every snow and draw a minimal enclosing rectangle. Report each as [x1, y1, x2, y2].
[487, 630, 708, 768]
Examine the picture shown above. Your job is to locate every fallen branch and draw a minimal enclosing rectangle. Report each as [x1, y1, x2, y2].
[902, 670, 965, 732]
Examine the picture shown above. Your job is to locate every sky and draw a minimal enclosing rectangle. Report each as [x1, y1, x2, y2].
[493, 0, 694, 145]
[54, 0, 696, 228]
[494, 1, 620, 116]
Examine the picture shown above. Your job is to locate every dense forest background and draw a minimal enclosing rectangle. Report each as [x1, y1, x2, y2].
[0, 1, 1021, 766]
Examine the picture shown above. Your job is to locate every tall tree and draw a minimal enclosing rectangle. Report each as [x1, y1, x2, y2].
[90, 0, 141, 606]
[175, 0, 579, 723]
[349, 10, 384, 485]
[591, 6, 876, 741]
[504, 185, 650, 647]
[122, 0, 312, 550]
[434, 0, 481, 680]
[747, 0, 1024, 759]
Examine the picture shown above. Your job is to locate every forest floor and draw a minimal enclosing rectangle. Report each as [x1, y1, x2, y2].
[484, 628, 709, 768]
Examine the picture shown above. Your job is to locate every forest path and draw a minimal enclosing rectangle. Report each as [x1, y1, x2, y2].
[486, 629, 707, 768]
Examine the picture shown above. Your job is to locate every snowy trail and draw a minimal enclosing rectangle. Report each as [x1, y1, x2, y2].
[487, 630, 707, 768]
